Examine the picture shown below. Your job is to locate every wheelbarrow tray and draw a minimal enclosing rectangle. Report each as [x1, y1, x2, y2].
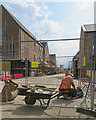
[27, 91, 53, 99]
[18, 84, 56, 96]
[24, 88, 57, 108]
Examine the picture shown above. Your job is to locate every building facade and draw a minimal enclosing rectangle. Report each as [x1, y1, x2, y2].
[74, 24, 96, 79]
[59, 65, 64, 73]
[73, 51, 80, 78]
[49, 54, 57, 74]
[1, 5, 44, 76]
[40, 42, 49, 63]
[49, 54, 56, 67]
[80, 24, 96, 70]
[1, 5, 43, 61]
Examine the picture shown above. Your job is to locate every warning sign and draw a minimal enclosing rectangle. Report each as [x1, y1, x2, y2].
[87, 70, 91, 77]
[83, 56, 86, 66]
[31, 61, 38, 68]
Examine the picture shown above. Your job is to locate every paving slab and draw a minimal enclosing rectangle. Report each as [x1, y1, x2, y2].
[1, 74, 96, 119]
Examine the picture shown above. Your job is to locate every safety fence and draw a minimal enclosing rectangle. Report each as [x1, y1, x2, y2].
[0, 38, 96, 119]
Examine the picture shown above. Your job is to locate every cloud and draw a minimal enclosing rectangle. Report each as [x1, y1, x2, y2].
[30, 19, 66, 40]
[74, 1, 94, 11]
[1, 1, 94, 67]
[14, 2, 43, 17]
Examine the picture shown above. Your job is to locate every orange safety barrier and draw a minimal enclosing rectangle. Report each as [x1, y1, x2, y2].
[2, 76, 11, 81]
[14, 74, 23, 79]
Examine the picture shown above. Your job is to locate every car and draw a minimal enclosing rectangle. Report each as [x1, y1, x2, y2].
[47, 72, 52, 75]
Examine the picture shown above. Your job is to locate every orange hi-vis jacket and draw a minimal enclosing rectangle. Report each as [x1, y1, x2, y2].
[59, 76, 72, 90]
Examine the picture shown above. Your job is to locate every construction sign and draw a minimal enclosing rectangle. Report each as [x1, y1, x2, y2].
[31, 61, 38, 68]
[87, 70, 91, 77]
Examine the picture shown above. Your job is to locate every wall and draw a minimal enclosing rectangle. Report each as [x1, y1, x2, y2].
[80, 26, 85, 69]
[2, 5, 43, 63]
[45, 43, 49, 63]
[20, 29, 43, 62]
[2, 5, 20, 59]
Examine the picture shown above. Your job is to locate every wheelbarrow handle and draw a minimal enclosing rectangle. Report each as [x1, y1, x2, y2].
[50, 91, 59, 100]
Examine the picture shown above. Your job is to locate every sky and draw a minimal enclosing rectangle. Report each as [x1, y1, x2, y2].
[0, 0, 95, 68]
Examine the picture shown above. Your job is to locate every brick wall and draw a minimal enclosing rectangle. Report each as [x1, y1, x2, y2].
[2, 5, 20, 59]
[44, 43, 49, 63]
[80, 26, 96, 70]
[1, 5, 43, 63]
[80, 27, 85, 69]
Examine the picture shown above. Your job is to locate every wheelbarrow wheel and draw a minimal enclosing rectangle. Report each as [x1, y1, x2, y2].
[25, 95, 36, 105]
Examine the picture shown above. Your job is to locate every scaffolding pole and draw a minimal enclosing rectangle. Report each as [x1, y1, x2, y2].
[90, 33, 96, 110]
[25, 58, 28, 85]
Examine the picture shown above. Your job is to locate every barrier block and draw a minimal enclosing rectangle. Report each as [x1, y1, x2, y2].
[14, 74, 23, 79]
[2, 76, 11, 81]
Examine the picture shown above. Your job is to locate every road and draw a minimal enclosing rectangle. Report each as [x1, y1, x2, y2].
[0, 74, 95, 119]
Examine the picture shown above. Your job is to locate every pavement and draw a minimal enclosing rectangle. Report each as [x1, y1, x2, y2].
[0, 74, 96, 120]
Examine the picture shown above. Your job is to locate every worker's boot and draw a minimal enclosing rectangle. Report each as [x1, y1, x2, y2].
[57, 95, 60, 99]
[63, 94, 70, 99]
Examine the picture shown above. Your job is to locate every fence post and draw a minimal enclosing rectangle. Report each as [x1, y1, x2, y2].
[5, 61, 8, 102]
[90, 33, 95, 110]
[25, 58, 28, 85]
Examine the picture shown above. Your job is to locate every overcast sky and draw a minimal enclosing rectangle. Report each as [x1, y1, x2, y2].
[0, 0, 95, 68]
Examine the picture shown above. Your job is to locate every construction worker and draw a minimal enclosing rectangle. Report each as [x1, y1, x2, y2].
[58, 72, 76, 99]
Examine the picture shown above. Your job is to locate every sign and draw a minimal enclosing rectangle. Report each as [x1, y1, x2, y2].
[31, 61, 38, 68]
[83, 56, 86, 66]
[87, 70, 91, 77]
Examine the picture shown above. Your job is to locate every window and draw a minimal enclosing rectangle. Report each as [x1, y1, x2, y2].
[34, 53, 37, 61]
[34, 42, 36, 47]
[40, 46, 42, 51]
[2, 28, 6, 41]
[10, 43, 15, 58]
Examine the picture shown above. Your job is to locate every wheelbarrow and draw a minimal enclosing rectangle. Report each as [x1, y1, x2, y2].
[18, 85, 58, 108]
[18, 85, 83, 108]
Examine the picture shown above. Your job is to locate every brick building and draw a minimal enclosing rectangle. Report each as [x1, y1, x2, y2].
[40, 42, 50, 74]
[49, 54, 57, 74]
[73, 24, 96, 78]
[80, 24, 96, 70]
[73, 51, 80, 78]
[40, 42, 49, 63]
[1, 5, 43, 61]
[49, 54, 56, 67]
[0, 5, 44, 76]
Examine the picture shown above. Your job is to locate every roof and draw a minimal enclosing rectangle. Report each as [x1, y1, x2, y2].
[73, 51, 80, 60]
[49, 54, 56, 57]
[1, 5, 43, 47]
[49, 54, 56, 60]
[40, 42, 47, 49]
[82, 24, 96, 32]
